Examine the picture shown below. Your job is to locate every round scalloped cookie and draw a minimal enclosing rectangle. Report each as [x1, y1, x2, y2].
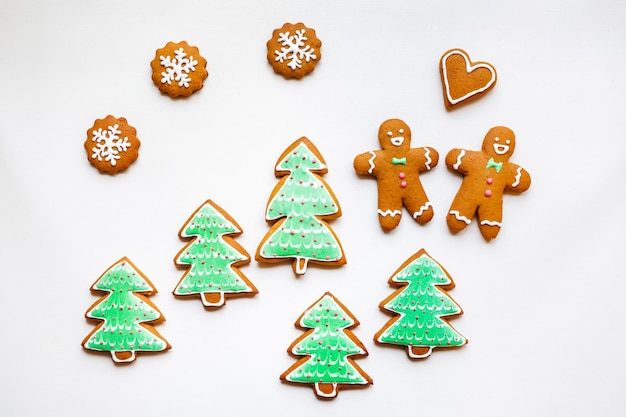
[150, 41, 208, 97]
[266, 22, 322, 79]
[84, 115, 140, 175]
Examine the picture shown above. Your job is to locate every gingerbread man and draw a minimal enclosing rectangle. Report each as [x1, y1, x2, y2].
[354, 119, 439, 231]
[446, 126, 531, 240]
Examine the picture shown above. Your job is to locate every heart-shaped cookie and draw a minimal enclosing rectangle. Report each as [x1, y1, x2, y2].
[440, 48, 497, 110]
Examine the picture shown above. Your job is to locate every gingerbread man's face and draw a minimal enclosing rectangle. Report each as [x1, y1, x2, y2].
[482, 126, 516, 160]
[378, 119, 411, 151]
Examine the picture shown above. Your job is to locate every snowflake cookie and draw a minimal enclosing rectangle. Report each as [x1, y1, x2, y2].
[150, 41, 208, 97]
[84, 115, 140, 174]
[267, 22, 322, 79]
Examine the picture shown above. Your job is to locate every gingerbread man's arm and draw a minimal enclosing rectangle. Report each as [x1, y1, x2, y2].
[445, 148, 480, 175]
[506, 165, 531, 193]
[354, 150, 381, 176]
[408, 146, 439, 172]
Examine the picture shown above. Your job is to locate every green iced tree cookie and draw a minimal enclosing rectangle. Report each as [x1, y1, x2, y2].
[255, 137, 346, 275]
[173, 199, 257, 308]
[281, 292, 372, 399]
[374, 249, 467, 359]
[82, 257, 170, 363]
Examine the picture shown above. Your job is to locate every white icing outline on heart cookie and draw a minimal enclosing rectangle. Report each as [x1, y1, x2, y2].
[441, 49, 496, 105]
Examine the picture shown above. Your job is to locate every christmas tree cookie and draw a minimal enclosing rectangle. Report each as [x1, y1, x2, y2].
[374, 249, 467, 359]
[82, 257, 171, 363]
[255, 137, 346, 276]
[173, 199, 257, 308]
[281, 292, 372, 399]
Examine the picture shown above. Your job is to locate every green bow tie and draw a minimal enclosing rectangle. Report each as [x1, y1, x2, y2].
[486, 157, 503, 173]
[392, 157, 406, 165]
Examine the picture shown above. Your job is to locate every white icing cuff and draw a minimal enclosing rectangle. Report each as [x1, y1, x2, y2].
[412, 202, 432, 218]
[480, 220, 502, 227]
[378, 209, 402, 217]
[449, 210, 471, 224]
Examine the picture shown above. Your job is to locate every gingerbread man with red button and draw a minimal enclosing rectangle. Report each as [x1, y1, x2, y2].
[445, 126, 531, 240]
[354, 119, 439, 231]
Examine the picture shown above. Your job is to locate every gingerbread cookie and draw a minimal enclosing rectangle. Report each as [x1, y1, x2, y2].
[150, 41, 208, 97]
[281, 292, 372, 399]
[84, 115, 140, 174]
[255, 137, 345, 275]
[173, 199, 257, 308]
[375, 249, 467, 359]
[82, 257, 171, 363]
[440, 48, 497, 109]
[354, 119, 439, 231]
[267, 22, 321, 79]
[445, 126, 531, 240]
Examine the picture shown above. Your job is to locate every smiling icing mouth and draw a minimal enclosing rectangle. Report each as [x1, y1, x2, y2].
[391, 136, 405, 146]
[493, 143, 509, 155]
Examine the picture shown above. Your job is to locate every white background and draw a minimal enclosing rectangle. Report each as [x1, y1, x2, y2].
[1, 1, 625, 416]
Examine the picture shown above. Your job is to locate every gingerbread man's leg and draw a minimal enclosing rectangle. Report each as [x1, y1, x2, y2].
[446, 193, 478, 234]
[477, 202, 503, 241]
[377, 201, 403, 231]
[377, 208, 403, 231]
[403, 191, 434, 226]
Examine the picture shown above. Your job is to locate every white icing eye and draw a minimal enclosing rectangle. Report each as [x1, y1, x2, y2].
[494, 137, 500, 142]
[399, 129, 404, 134]
[506, 140, 511, 144]
[387, 131, 393, 137]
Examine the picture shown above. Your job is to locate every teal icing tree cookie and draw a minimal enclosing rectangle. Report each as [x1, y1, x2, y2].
[82, 257, 171, 363]
[255, 137, 346, 276]
[374, 249, 467, 359]
[281, 292, 372, 399]
[173, 199, 257, 308]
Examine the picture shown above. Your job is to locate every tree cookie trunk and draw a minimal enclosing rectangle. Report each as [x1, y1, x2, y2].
[202, 292, 225, 307]
[314, 382, 338, 398]
[294, 258, 309, 275]
[112, 350, 136, 363]
[408, 345, 433, 359]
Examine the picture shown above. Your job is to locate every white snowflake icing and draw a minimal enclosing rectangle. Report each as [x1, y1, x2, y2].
[160, 48, 198, 88]
[90, 124, 131, 167]
[274, 30, 317, 70]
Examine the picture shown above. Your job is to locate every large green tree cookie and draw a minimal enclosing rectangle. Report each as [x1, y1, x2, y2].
[82, 257, 171, 363]
[281, 292, 372, 399]
[173, 199, 257, 308]
[374, 248, 467, 359]
[256, 137, 346, 276]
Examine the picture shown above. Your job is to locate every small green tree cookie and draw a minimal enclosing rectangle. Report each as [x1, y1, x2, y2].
[173, 199, 257, 308]
[255, 137, 346, 276]
[281, 292, 372, 399]
[82, 257, 171, 363]
[374, 249, 467, 359]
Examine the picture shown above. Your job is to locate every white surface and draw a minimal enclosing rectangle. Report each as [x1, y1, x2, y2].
[1, 1, 625, 416]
